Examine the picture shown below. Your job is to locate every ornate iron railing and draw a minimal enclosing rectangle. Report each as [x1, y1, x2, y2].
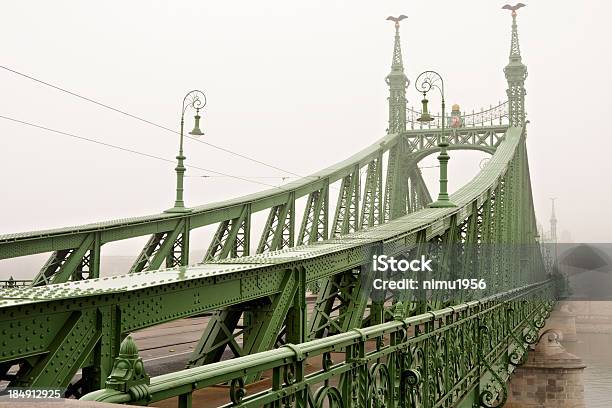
[406, 101, 509, 130]
[82, 281, 555, 408]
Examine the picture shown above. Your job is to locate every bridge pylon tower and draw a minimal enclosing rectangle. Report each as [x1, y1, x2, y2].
[382, 16, 410, 222]
[504, 4, 528, 127]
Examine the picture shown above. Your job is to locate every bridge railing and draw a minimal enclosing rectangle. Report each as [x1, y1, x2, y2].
[82, 280, 555, 408]
[406, 101, 509, 129]
[0, 278, 32, 288]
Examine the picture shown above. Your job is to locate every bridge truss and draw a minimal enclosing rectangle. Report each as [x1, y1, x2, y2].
[0, 7, 556, 408]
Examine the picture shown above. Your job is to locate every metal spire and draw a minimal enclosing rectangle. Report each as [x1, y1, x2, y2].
[550, 198, 558, 243]
[503, 3, 527, 68]
[385, 15, 409, 134]
[387, 16, 407, 71]
[503, 3, 528, 127]
[508, 9, 523, 61]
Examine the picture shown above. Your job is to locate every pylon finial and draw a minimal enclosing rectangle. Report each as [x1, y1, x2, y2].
[502, 3, 526, 17]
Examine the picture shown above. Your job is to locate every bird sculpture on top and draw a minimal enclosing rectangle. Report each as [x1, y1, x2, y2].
[386, 15, 407, 28]
[502, 3, 526, 16]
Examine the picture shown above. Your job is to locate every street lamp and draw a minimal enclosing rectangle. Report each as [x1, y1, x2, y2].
[166, 90, 206, 213]
[415, 71, 456, 208]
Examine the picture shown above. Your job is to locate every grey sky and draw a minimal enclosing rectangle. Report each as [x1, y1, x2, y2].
[0, 0, 610, 254]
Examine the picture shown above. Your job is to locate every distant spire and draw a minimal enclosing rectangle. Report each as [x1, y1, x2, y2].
[550, 198, 557, 243]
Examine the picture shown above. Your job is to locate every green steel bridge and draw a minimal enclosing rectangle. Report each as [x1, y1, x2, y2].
[0, 7, 559, 408]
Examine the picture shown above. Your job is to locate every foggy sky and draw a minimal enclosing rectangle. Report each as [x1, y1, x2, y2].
[1, 0, 610, 255]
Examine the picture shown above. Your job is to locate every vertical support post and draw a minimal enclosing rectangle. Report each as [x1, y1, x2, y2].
[286, 267, 306, 344]
[181, 217, 190, 266]
[90, 232, 102, 279]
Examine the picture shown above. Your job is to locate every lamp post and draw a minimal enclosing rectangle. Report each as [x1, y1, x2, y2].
[166, 90, 206, 213]
[415, 71, 456, 208]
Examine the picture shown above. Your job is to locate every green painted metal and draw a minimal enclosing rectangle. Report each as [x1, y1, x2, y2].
[166, 90, 206, 213]
[0, 122, 507, 288]
[0, 7, 550, 407]
[414, 71, 457, 208]
[81, 282, 556, 407]
[0, 123, 536, 397]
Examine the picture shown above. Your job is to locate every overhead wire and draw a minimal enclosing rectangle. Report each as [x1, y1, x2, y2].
[0, 65, 441, 194]
[0, 65, 303, 178]
[0, 115, 282, 189]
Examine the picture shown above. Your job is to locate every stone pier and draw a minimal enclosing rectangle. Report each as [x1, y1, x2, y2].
[543, 301, 577, 341]
[506, 330, 586, 408]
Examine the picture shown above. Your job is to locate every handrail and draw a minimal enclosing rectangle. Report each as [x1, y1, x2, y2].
[0, 124, 508, 261]
[0, 131, 398, 245]
[406, 100, 509, 129]
[81, 280, 555, 405]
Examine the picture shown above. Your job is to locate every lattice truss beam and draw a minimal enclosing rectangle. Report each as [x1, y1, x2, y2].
[257, 194, 296, 253]
[204, 205, 251, 261]
[130, 219, 190, 272]
[297, 185, 329, 245]
[360, 153, 384, 229]
[332, 165, 360, 237]
[404, 127, 506, 153]
[10, 124, 510, 289]
[308, 263, 376, 340]
[186, 267, 306, 382]
[0, 128, 544, 398]
[374, 141, 536, 321]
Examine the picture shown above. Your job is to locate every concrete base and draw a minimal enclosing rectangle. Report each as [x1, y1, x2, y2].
[507, 330, 586, 408]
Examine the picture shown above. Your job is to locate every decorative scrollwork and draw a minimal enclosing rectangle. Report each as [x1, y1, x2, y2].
[369, 363, 391, 408]
[322, 352, 333, 371]
[415, 71, 444, 97]
[478, 326, 509, 408]
[506, 308, 528, 367]
[401, 368, 422, 408]
[182, 90, 207, 115]
[283, 363, 296, 385]
[282, 393, 296, 408]
[229, 377, 246, 405]
[406, 101, 509, 128]
[523, 325, 539, 345]
[313, 385, 343, 408]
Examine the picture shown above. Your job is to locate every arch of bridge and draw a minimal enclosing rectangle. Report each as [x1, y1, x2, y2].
[405, 144, 496, 165]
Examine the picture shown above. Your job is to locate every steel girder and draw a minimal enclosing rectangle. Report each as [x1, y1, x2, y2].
[257, 193, 295, 253]
[331, 165, 360, 237]
[185, 267, 306, 381]
[204, 205, 251, 261]
[131, 219, 190, 272]
[297, 185, 329, 245]
[0, 126, 507, 289]
[32, 233, 101, 286]
[360, 153, 384, 229]
[307, 262, 376, 340]
[1, 126, 536, 395]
